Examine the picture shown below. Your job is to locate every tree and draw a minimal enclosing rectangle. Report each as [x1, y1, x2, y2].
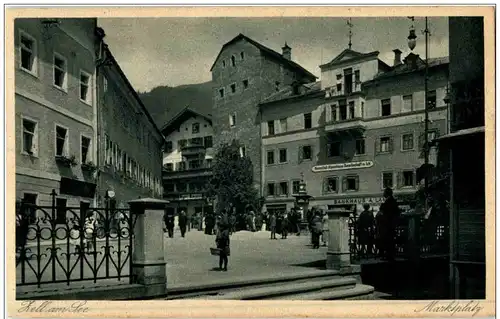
[205, 140, 261, 230]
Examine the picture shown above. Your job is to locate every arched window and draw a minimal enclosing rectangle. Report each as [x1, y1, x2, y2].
[231, 55, 236, 67]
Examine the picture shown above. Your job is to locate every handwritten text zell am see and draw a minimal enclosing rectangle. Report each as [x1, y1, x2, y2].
[18, 301, 89, 313]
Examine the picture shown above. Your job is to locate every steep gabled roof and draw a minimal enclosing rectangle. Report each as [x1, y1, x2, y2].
[320, 49, 380, 69]
[103, 44, 165, 142]
[210, 33, 317, 80]
[260, 81, 322, 105]
[367, 56, 449, 83]
[160, 106, 212, 137]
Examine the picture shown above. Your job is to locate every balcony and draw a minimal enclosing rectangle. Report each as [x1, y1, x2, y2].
[325, 117, 366, 135]
[162, 164, 212, 180]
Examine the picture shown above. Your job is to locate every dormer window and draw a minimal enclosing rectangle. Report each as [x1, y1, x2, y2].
[275, 81, 280, 92]
[240, 52, 245, 60]
[231, 55, 236, 67]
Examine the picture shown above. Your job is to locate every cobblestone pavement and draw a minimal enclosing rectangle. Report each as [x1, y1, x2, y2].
[16, 229, 328, 293]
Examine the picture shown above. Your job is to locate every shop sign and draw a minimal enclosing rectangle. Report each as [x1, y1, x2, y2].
[179, 193, 203, 200]
[312, 161, 374, 173]
[330, 196, 385, 205]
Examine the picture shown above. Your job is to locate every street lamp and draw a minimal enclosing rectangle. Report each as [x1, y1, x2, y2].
[408, 16, 431, 210]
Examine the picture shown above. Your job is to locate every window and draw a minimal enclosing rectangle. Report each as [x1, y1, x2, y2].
[219, 88, 225, 98]
[330, 105, 337, 121]
[344, 68, 353, 94]
[204, 136, 213, 148]
[402, 94, 413, 112]
[177, 162, 186, 171]
[165, 141, 173, 153]
[53, 53, 67, 90]
[165, 163, 173, 171]
[267, 121, 275, 135]
[240, 52, 245, 60]
[325, 177, 338, 193]
[402, 171, 414, 187]
[275, 81, 280, 92]
[301, 145, 312, 161]
[230, 84, 236, 93]
[382, 172, 393, 189]
[192, 123, 200, 134]
[343, 176, 359, 192]
[103, 76, 108, 92]
[327, 142, 341, 157]
[222, 60, 226, 68]
[336, 74, 342, 80]
[23, 193, 37, 224]
[267, 150, 275, 165]
[279, 149, 287, 163]
[267, 183, 275, 196]
[55, 125, 68, 156]
[381, 99, 391, 116]
[355, 139, 365, 155]
[243, 79, 249, 89]
[348, 101, 355, 119]
[304, 113, 312, 129]
[336, 83, 342, 93]
[338, 99, 347, 120]
[292, 180, 300, 195]
[402, 133, 414, 151]
[20, 31, 36, 74]
[22, 118, 37, 155]
[177, 183, 187, 192]
[165, 184, 175, 192]
[231, 55, 236, 67]
[178, 139, 187, 149]
[55, 198, 67, 224]
[428, 130, 437, 142]
[189, 160, 202, 169]
[80, 71, 91, 103]
[379, 136, 392, 153]
[229, 114, 236, 127]
[191, 137, 203, 146]
[354, 70, 360, 83]
[427, 90, 437, 109]
[81, 136, 91, 164]
[239, 146, 246, 158]
[279, 118, 287, 133]
[279, 182, 288, 196]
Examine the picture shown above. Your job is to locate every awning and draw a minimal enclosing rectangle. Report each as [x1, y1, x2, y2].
[435, 126, 485, 142]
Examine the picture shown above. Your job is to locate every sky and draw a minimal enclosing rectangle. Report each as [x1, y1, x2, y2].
[98, 17, 449, 93]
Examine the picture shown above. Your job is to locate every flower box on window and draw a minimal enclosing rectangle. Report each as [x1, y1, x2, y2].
[55, 155, 77, 167]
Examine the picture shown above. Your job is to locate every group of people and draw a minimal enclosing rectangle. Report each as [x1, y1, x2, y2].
[355, 187, 402, 261]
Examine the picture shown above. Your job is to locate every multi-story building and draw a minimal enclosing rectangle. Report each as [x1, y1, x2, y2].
[15, 18, 99, 219]
[161, 107, 214, 220]
[436, 17, 485, 299]
[210, 34, 316, 193]
[260, 47, 449, 215]
[94, 38, 164, 208]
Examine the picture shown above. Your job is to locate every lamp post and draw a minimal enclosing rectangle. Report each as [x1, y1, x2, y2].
[408, 16, 431, 210]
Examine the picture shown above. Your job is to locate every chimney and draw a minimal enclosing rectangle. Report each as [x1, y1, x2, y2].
[393, 49, 402, 66]
[282, 42, 291, 60]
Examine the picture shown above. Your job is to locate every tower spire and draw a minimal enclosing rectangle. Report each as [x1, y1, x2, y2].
[347, 18, 353, 50]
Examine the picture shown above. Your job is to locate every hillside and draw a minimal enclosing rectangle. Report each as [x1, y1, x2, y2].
[138, 81, 213, 129]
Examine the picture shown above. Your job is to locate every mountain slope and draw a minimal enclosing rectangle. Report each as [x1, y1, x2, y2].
[138, 81, 213, 129]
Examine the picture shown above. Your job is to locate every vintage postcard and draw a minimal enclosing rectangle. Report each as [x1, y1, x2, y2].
[5, 5, 495, 318]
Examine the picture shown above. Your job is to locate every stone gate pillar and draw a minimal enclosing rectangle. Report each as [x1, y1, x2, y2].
[326, 209, 351, 270]
[128, 198, 169, 297]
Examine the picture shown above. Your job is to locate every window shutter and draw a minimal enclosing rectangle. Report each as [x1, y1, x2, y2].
[342, 177, 348, 192]
[32, 127, 39, 155]
[397, 171, 402, 188]
[355, 176, 360, 191]
[374, 139, 379, 155]
[323, 178, 328, 193]
[274, 183, 279, 196]
[418, 132, 425, 149]
[389, 137, 394, 153]
[298, 146, 303, 163]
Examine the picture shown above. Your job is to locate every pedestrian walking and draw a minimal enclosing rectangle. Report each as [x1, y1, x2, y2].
[269, 212, 277, 239]
[164, 210, 175, 238]
[84, 212, 97, 252]
[379, 187, 401, 261]
[215, 219, 230, 271]
[321, 212, 329, 247]
[311, 212, 322, 249]
[357, 203, 375, 256]
[179, 210, 188, 238]
[281, 212, 289, 239]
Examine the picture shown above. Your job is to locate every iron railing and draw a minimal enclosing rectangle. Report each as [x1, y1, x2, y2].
[16, 190, 137, 288]
[348, 213, 449, 262]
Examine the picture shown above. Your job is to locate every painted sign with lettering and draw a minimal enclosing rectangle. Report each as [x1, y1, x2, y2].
[312, 161, 374, 173]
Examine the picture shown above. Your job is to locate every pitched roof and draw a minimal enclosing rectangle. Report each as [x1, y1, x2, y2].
[260, 81, 322, 105]
[368, 55, 449, 82]
[320, 49, 380, 69]
[103, 44, 165, 142]
[210, 33, 317, 80]
[160, 106, 212, 136]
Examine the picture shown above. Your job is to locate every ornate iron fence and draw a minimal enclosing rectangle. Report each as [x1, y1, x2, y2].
[15, 190, 137, 288]
[348, 213, 449, 262]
